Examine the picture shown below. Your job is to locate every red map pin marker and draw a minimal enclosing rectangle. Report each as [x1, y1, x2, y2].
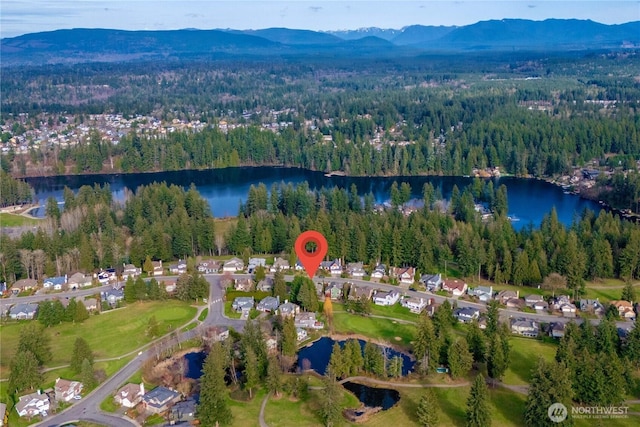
[294, 230, 328, 279]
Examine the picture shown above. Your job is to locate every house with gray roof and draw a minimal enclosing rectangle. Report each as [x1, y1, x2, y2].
[420, 273, 442, 291]
[232, 297, 254, 312]
[15, 391, 49, 417]
[511, 318, 539, 338]
[469, 285, 493, 302]
[43, 275, 67, 291]
[257, 277, 274, 292]
[256, 296, 280, 313]
[278, 301, 300, 318]
[454, 307, 480, 323]
[10, 303, 38, 320]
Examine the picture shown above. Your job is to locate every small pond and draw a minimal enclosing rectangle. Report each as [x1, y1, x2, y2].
[343, 381, 400, 410]
[184, 351, 207, 379]
[297, 336, 414, 376]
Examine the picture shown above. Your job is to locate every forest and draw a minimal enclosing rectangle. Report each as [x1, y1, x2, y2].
[1, 53, 639, 211]
[1, 178, 640, 300]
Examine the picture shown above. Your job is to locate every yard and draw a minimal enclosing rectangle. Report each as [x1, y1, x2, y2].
[502, 337, 557, 385]
[0, 300, 197, 379]
[331, 312, 416, 347]
[0, 212, 38, 227]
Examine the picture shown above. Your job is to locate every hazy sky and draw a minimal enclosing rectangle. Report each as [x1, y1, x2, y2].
[1, 1, 639, 38]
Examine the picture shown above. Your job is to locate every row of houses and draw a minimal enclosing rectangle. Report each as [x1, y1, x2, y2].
[2, 296, 100, 320]
[15, 378, 82, 418]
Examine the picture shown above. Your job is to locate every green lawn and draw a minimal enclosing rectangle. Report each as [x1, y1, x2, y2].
[332, 312, 416, 347]
[0, 300, 197, 379]
[370, 303, 418, 323]
[224, 301, 242, 319]
[503, 337, 557, 385]
[0, 212, 38, 227]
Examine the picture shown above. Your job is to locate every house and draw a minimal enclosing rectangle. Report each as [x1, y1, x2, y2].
[551, 295, 572, 310]
[10, 278, 37, 294]
[101, 288, 124, 306]
[67, 272, 92, 289]
[170, 398, 197, 424]
[454, 307, 480, 323]
[320, 259, 342, 276]
[295, 312, 323, 329]
[122, 263, 142, 280]
[247, 257, 267, 273]
[420, 273, 442, 292]
[294, 260, 304, 271]
[511, 318, 539, 337]
[223, 257, 244, 272]
[82, 298, 98, 311]
[610, 300, 636, 320]
[270, 257, 290, 273]
[257, 277, 274, 293]
[370, 264, 386, 280]
[97, 269, 115, 285]
[205, 326, 230, 343]
[373, 290, 400, 306]
[558, 301, 577, 318]
[349, 285, 373, 301]
[524, 294, 544, 307]
[505, 298, 525, 309]
[314, 281, 324, 298]
[10, 303, 38, 320]
[232, 297, 254, 312]
[548, 322, 566, 339]
[234, 278, 254, 292]
[533, 300, 549, 312]
[142, 386, 181, 414]
[442, 279, 468, 297]
[150, 260, 163, 277]
[496, 290, 519, 305]
[163, 280, 177, 294]
[54, 378, 83, 402]
[296, 327, 308, 341]
[346, 262, 366, 278]
[114, 383, 145, 408]
[256, 296, 280, 313]
[401, 296, 429, 313]
[469, 286, 493, 302]
[579, 299, 605, 316]
[197, 260, 220, 274]
[392, 266, 415, 285]
[15, 391, 49, 417]
[278, 301, 300, 318]
[43, 275, 67, 291]
[168, 259, 187, 275]
[326, 282, 343, 300]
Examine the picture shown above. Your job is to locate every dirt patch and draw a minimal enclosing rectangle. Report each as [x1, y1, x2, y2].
[394, 336, 402, 341]
[329, 333, 414, 360]
[344, 406, 382, 423]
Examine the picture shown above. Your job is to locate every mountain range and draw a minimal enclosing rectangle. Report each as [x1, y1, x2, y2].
[1, 19, 638, 66]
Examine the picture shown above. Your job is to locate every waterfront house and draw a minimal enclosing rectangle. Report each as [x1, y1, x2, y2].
[204, 326, 230, 343]
[295, 312, 323, 329]
[296, 328, 308, 341]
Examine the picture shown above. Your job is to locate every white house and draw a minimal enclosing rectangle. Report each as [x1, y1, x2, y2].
[54, 378, 83, 402]
[115, 383, 145, 408]
[296, 327, 308, 341]
[9, 303, 38, 320]
[15, 391, 50, 417]
[393, 266, 415, 285]
[320, 259, 343, 276]
[373, 290, 400, 306]
[442, 279, 468, 296]
[43, 275, 67, 291]
[401, 296, 428, 313]
[122, 263, 142, 280]
[370, 264, 386, 280]
[223, 257, 244, 272]
[346, 262, 366, 278]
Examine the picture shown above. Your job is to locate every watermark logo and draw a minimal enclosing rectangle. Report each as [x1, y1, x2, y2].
[548, 403, 568, 423]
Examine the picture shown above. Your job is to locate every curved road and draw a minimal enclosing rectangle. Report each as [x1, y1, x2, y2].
[17, 273, 636, 426]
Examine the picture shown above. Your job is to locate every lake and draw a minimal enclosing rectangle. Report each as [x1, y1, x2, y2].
[24, 166, 601, 229]
[297, 336, 415, 376]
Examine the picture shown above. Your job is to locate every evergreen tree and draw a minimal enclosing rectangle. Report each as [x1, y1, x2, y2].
[64, 297, 78, 322]
[70, 337, 94, 374]
[16, 323, 51, 366]
[254, 265, 266, 282]
[524, 358, 573, 427]
[8, 350, 42, 393]
[624, 321, 640, 368]
[74, 300, 89, 322]
[327, 342, 345, 379]
[81, 358, 97, 389]
[363, 342, 385, 376]
[266, 355, 282, 397]
[416, 389, 439, 427]
[466, 320, 486, 364]
[198, 342, 233, 426]
[448, 338, 473, 379]
[147, 315, 161, 338]
[466, 375, 491, 427]
[414, 314, 440, 375]
[487, 332, 508, 381]
[273, 270, 288, 300]
[281, 316, 297, 357]
[243, 347, 259, 399]
[432, 300, 456, 336]
[319, 375, 342, 427]
[621, 280, 636, 303]
[344, 339, 363, 377]
[388, 356, 403, 378]
[124, 276, 136, 303]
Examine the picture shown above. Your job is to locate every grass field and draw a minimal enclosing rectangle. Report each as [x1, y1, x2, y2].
[0, 212, 38, 227]
[0, 300, 197, 379]
[332, 312, 416, 347]
[503, 337, 557, 385]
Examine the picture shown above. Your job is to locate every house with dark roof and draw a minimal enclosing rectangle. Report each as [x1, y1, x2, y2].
[232, 297, 254, 312]
[10, 278, 37, 294]
[420, 273, 442, 292]
[454, 307, 480, 323]
[142, 386, 181, 414]
[511, 318, 539, 338]
[256, 296, 280, 313]
[442, 279, 468, 296]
